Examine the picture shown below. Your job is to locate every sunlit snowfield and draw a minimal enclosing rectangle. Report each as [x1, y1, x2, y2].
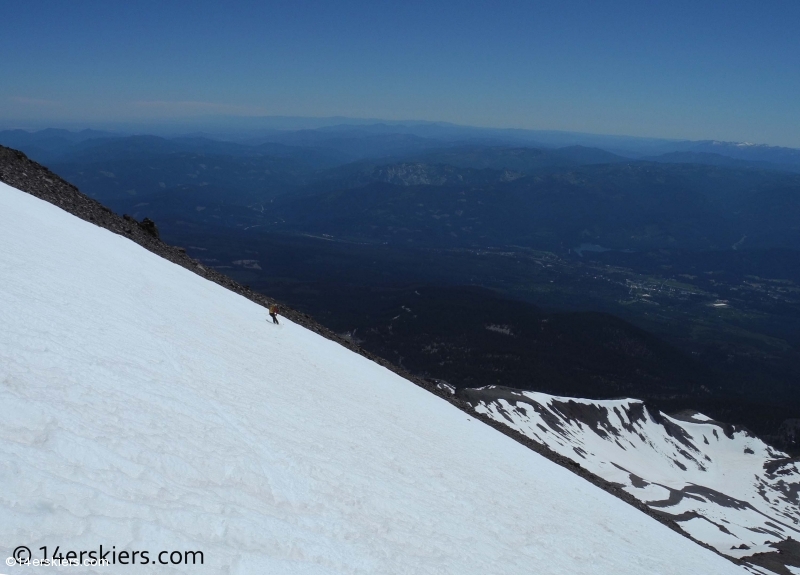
[0, 181, 748, 574]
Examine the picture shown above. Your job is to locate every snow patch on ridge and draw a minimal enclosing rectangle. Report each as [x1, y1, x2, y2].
[465, 387, 800, 564]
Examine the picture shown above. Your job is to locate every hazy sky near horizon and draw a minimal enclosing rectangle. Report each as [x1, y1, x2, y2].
[2, 0, 799, 146]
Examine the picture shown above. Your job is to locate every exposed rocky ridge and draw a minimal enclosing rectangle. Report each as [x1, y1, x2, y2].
[0, 144, 748, 570]
[776, 420, 800, 453]
[461, 386, 800, 574]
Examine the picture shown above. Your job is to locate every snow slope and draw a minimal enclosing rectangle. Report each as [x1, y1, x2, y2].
[467, 387, 800, 565]
[0, 180, 748, 574]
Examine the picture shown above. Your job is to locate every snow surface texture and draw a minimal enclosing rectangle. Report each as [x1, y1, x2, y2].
[469, 388, 800, 563]
[0, 180, 749, 574]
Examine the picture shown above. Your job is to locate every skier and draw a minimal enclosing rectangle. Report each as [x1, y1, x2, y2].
[269, 304, 280, 325]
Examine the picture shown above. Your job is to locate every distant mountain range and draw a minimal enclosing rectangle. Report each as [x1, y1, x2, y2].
[3, 124, 800, 170]
[9, 131, 794, 256]
[677, 140, 800, 169]
[270, 162, 800, 252]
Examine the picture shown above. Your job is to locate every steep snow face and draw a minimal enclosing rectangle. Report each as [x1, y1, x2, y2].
[467, 387, 800, 563]
[0, 181, 748, 575]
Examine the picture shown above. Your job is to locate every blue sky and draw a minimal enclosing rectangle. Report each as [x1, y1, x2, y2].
[2, 0, 799, 146]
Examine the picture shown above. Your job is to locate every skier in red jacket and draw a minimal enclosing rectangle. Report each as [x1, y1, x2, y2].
[269, 304, 280, 325]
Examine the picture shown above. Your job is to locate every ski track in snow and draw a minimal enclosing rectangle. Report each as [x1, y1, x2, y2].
[470, 388, 800, 563]
[0, 181, 749, 574]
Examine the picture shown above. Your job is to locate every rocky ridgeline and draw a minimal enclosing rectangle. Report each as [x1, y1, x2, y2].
[463, 386, 800, 575]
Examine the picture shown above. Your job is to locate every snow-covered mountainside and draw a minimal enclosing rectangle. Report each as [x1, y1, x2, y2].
[464, 387, 800, 573]
[0, 180, 752, 574]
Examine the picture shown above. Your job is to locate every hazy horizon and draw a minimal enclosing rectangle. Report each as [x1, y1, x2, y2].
[3, 114, 799, 150]
[2, 1, 798, 147]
